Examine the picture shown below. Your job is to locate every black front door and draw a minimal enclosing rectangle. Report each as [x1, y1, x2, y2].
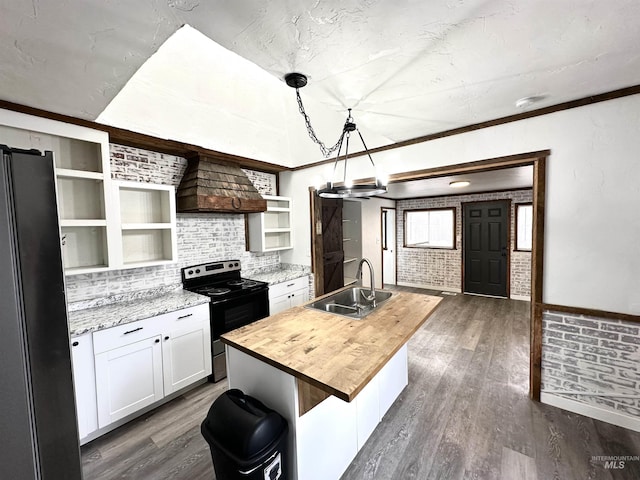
[463, 200, 509, 297]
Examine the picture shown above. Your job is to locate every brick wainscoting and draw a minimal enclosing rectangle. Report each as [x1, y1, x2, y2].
[541, 310, 640, 430]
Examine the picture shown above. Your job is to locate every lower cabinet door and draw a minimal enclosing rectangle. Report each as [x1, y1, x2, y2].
[162, 322, 212, 395]
[70, 334, 98, 441]
[355, 374, 380, 450]
[95, 335, 164, 428]
[289, 287, 309, 308]
[269, 293, 291, 315]
[297, 395, 358, 480]
[378, 344, 408, 417]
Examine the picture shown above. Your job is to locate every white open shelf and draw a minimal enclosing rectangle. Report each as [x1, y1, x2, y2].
[56, 177, 106, 221]
[266, 197, 291, 210]
[61, 226, 109, 271]
[248, 195, 293, 252]
[121, 229, 175, 265]
[53, 138, 103, 173]
[55, 168, 104, 180]
[115, 181, 177, 268]
[342, 200, 362, 289]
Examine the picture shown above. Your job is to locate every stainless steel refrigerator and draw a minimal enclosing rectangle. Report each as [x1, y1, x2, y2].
[0, 145, 82, 479]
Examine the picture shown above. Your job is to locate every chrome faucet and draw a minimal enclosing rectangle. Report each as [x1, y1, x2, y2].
[355, 258, 377, 306]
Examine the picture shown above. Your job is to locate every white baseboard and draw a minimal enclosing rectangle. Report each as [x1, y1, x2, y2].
[541, 392, 640, 433]
[510, 294, 531, 301]
[396, 281, 461, 293]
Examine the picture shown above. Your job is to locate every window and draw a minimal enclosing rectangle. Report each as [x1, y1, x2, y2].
[404, 208, 455, 249]
[516, 203, 533, 251]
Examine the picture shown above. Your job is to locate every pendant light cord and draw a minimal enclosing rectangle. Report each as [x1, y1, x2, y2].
[295, 88, 344, 158]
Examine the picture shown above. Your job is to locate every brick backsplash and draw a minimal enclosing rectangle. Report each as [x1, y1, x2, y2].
[65, 144, 279, 303]
[396, 190, 532, 298]
[542, 311, 640, 418]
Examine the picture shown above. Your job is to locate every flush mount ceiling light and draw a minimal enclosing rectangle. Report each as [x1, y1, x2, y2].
[515, 95, 546, 109]
[449, 180, 470, 188]
[285, 72, 387, 198]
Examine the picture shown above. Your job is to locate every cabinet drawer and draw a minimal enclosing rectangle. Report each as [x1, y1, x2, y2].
[268, 276, 308, 299]
[155, 303, 209, 331]
[93, 317, 162, 354]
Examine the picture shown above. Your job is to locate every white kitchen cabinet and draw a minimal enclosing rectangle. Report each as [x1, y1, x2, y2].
[69, 333, 98, 442]
[0, 110, 115, 275]
[226, 343, 409, 480]
[355, 373, 380, 450]
[268, 276, 309, 315]
[161, 305, 212, 395]
[297, 395, 358, 480]
[113, 181, 177, 268]
[248, 195, 293, 252]
[92, 304, 211, 429]
[378, 343, 408, 416]
[94, 324, 164, 428]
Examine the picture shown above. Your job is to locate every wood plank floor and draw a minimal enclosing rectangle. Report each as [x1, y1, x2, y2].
[81, 287, 640, 479]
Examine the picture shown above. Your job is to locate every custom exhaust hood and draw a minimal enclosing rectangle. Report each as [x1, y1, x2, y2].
[176, 154, 267, 213]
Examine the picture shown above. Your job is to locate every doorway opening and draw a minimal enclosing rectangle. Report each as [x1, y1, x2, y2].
[381, 207, 396, 286]
[309, 149, 548, 400]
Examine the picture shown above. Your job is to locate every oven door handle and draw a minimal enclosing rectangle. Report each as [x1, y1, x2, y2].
[209, 288, 268, 305]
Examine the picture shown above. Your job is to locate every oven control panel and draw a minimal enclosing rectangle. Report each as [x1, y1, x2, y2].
[182, 260, 241, 280]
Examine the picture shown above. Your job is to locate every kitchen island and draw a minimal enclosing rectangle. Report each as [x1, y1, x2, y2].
[221, 288, 442, 480]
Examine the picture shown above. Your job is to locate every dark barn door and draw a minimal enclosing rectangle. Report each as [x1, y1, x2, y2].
[321, 198, 344, 293]
[463, 200, 509, 297]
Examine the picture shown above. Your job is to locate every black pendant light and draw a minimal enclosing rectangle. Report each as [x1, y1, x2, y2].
[285, 72, 388, 198]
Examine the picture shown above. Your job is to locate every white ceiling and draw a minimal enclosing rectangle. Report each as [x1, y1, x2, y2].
[2, 0, 640, 168]
[380, 165, 533, 199]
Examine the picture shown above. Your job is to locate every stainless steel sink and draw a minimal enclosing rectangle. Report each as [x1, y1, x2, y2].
[306, 287, 393, 319]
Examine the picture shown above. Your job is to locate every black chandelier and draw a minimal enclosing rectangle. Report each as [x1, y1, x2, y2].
[285, 72, 388, 198]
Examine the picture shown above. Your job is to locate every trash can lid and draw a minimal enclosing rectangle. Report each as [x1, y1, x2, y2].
[203, 389, 287, 461]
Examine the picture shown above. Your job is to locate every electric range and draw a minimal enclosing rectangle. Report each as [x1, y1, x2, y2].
[182, 260, 269, 382]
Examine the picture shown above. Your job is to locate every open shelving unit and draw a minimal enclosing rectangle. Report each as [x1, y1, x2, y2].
[0, 111, 116, 275]
[342, 200, 362, 287]
[114, 181, 177, 268]
[54, 139, 114, 274]
[248, 195, 293, 252]
[0, 109, 179, 275]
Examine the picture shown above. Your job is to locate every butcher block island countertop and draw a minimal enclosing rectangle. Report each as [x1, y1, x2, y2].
[221, 288, 442, 402]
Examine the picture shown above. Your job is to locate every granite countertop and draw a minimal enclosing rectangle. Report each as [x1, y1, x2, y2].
[246, 266, 311, 285]
[68, 289, 210, 337]
[222, 288, 442, 402]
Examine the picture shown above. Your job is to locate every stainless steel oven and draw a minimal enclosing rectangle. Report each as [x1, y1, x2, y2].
[182, 260, 269, 382]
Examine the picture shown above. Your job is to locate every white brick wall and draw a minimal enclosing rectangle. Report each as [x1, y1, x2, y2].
[65, 144, 279, 302]
[542, 311, 640, 418]
[396, 189, 532, 297]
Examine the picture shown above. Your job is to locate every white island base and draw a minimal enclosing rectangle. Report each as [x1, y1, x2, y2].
[226, 344, 408, 480]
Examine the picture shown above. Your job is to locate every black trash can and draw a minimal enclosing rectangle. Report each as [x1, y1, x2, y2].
[201, 389, 288, 480]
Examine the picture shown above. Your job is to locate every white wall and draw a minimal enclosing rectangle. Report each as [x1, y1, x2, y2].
[280, 94, 640, 315]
